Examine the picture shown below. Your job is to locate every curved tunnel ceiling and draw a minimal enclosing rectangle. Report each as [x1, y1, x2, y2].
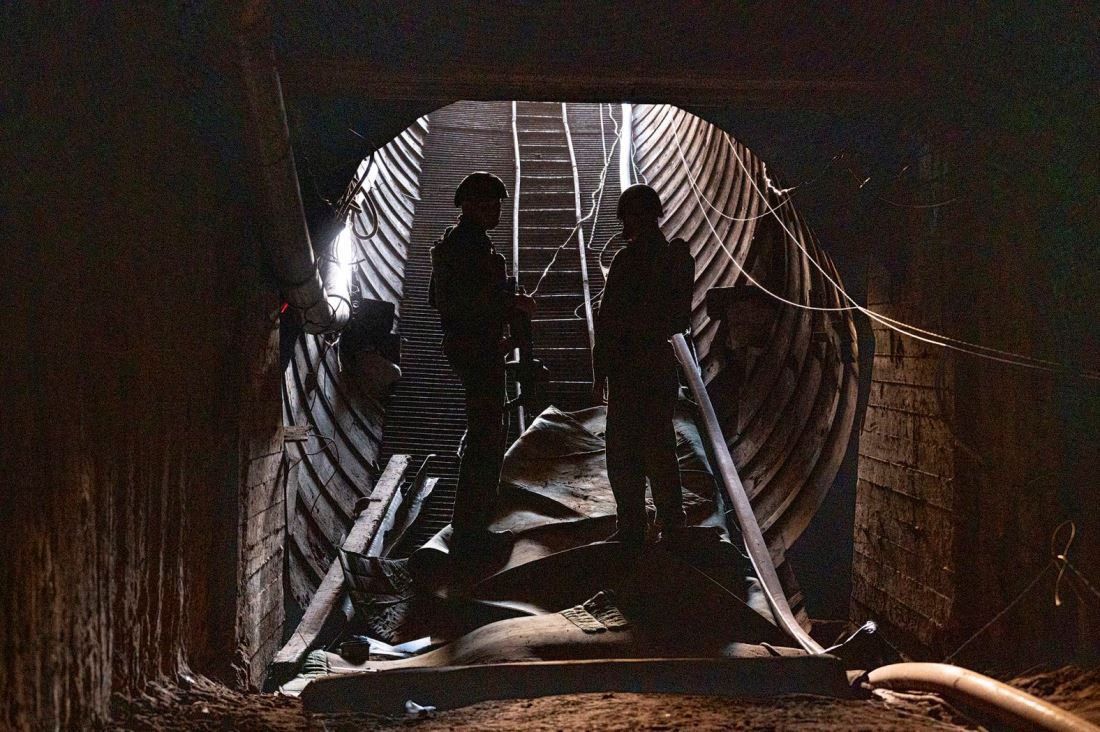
[283, 101, 859, 610]
[632, 104, 859, 552]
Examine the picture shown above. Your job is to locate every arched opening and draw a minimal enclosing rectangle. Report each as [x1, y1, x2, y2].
[272, 100, 863, 688]
[9, 5, 1096, 727]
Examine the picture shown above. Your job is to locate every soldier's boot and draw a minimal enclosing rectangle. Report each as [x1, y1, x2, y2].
[654, 511, 687, 540]
[451, 527, 515, 562]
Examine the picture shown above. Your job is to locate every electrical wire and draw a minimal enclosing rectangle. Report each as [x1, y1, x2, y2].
[584, 103, 617, 245]
[568, 103, 623, 319]
[573, 231, 621, 320]
[678, 125, 962, 219]
[350, 193, 380, 240]
[877, 194, 964, 209]
[716, 128, 1099, 379]
[665, 114, 1098, 380]
[673, 127, 800, 223]
[669, 128, 856, 313]
[336, 150, 377, 219]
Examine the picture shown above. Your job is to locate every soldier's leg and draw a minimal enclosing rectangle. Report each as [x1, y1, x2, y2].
[605, 377, 647, 542]
[645, 377, 685, 529]
[453, 361, 506, 535]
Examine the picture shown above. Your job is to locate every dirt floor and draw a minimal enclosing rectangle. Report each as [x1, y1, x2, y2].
[111, 666, 1100, 730]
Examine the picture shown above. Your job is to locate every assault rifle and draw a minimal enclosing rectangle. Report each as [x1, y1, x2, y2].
[504, 276, 549, 413]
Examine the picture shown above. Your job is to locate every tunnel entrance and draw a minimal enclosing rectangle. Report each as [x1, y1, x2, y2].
[274, 100, 862, 686]
[12, 6, 1097, 728]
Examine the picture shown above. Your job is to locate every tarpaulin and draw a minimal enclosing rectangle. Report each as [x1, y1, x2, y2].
[278, 401, 794, 695]
[409, 401, 733, 586]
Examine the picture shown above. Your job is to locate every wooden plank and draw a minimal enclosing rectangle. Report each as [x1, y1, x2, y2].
[269, 454, 411, 682]
[868, 381, 946, 416]
[299, 656, 853, 715]
[856, 457, 954, 510]
[357, 454, 432, 557]
[382, 455, 438, 556]
[861, 406, 954, 448]
[851, 549, 953, 623]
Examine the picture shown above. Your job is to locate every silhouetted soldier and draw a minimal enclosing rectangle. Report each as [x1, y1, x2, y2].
[430, 172, 536, 559]
[592, 184, 695, 546]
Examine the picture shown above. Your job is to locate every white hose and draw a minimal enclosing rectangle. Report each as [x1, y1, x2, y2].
[868, 663, 1099, 732]
[671, 333, 824, 654]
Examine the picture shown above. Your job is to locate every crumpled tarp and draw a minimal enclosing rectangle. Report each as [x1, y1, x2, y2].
[387, 400, 772, 638]
[283, 401, 787, 693]
[410, 401, 733, 584]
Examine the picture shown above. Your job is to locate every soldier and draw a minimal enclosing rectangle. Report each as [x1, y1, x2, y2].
[430, 172, 536, 559]
[592, 184, 695, 547]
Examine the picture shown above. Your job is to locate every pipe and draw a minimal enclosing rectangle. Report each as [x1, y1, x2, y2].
[867, 663, 1099, 732]
[674, 335, 1097, 731]
[233, 2, 349, 333]
[671, 333, 825, 654]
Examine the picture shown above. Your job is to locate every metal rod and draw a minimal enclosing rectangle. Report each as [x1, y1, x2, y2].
[562, 103, 596, 352]
[511, 101, 526, 431]
[671, 333, 824, 654]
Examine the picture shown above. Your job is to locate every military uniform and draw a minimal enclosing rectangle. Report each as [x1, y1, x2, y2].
[430, 216, 515, 542]
[593, 230, 695, 542]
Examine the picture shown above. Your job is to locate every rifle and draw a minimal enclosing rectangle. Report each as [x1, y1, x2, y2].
[504, 277, 549, 413]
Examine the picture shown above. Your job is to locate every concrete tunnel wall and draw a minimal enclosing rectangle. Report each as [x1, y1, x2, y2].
[3, 4, 1097, 728]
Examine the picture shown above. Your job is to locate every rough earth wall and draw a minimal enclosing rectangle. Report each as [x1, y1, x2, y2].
[1, 6, 281, 727]
[852, 24, 1100, 666]
[853, 142, 960, 655]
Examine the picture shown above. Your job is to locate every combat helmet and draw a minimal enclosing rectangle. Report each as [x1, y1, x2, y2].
[616, 183, 664, 219]
[454, 171, 509, 206]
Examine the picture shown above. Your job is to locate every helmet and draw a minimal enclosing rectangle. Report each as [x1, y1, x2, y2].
[454, 172, 508, 206]
[616, 184, 663, 219]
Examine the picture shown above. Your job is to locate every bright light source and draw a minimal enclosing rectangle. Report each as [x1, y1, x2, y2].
[619, 103, 633, 192]
[334, 221, 354, 291]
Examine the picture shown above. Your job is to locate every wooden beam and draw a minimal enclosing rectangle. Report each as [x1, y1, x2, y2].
[269, 454, 411, 684]
[382, 455, 438, 556]
[300, 656, 853, 714]
[278, 59, 906, 110]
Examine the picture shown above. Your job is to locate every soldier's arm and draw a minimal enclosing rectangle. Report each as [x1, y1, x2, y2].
[433, 248, 513, 331]
[430, 246, 465, 327]
[592, 251, 623, 385]
[668, 240, 695, 335]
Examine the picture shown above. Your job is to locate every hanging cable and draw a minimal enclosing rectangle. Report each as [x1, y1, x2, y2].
[715, 128, 1099, 379]
[584, 103, 611, 246]
[664, 115, 1098, 380]
[350, 194, 380, 240]
[674, 124, 800, 223]
[876, 194, 965, 209]
[336, 150, 377, 219]
[681, 125, 961, 220]
[568, 104, 624, 321]
[574, 231, 622, 320]
[561, 101, 598, 349]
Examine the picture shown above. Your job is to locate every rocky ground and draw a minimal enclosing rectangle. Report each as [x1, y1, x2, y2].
[111, 666, 1100, 730]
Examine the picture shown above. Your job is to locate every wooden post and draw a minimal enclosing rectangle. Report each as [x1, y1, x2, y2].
[268, 454, 411, 685]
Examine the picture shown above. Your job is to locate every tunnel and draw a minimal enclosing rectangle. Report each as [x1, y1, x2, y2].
[282, 101, 861, 630]
[4, 4, 1098, 729]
